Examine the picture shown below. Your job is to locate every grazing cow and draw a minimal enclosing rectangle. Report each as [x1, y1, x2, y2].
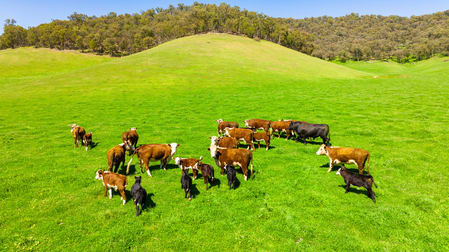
[210, 136, 239, 149]
[107, 143, 127, 173]
[95, 170, 128, 205]
[208, 139, 253, 181]
[289, 121, 330, 145]
[225, 164, 236, 190]
[127, 143, 179, 177]
[181, 169, 192, 201]
[224, 128, 255, 150]
[217, 119, 239, 135]
[336, 165, 377, 203]
[197, 163, 215, 190]
[122, 128, 139, 152]
[131, 176, 147, 216]
[316, 144, 370, 174]
[71, 124, 86, 148]
[244, 119, 271, 133]
[175, 156, 203, 180]
[271, 120, 292, 140]
[82, 132, 93, 151]
[253, 131, 271, 150]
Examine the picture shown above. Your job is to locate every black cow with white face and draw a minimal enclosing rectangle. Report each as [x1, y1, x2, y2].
[288, 121, 330, 145]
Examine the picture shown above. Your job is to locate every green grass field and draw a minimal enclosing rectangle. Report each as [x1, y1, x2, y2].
[1, 34, 448, 251]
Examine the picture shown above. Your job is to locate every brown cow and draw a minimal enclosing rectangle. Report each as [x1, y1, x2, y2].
[71, 124, 85, 148]
[271, 120, 292, 140]
[82, 132, 93, 151]
[197, 163, 215, 190]
[107, 143, 127, 173]
[316, 144, 370, 174]
[175, 156, 203, 180]
[208, 139, 253, 181]
[244, 119, 271, 133]
[127, 143, 179, 177]
[95, 170, 128, 205]
[209, 136, 239, 149]
[253, 131, 271, 150]
[217, 119, 239, 135]
[122, 128, 139, 152]
[224, 128, 255, 150]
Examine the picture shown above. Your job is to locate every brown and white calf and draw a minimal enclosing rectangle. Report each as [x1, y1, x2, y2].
[71, 124, 86, 148]
[95, 170, 128, 205]
[208, 139, 253, 181]
[224, 128, 255, 150]
[210, 136, 239, 149]
[244, 119, 271, 133]
[253, 131, 271, 150]
[271, 120, 292, 140]
[316, 144, 370, 174]
[217, 119, 239, 135]
[122, 128, 139, 152]
[127, 143, 179, 177]
[107, 143, 127, 173]
[175, 156, 203, 180]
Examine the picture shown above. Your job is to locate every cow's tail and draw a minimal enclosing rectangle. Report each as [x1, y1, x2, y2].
[126, 148, 139, 174]
[366, 153, 371, 174]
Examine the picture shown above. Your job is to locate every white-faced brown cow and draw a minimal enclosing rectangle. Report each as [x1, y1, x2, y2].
[316, 144, 370, 174]
[127, 143, 179, 177]
[122, 127, 139, 152]
[175, 156, 203, 180]
[224, 128, 255, 150]
[217, 119, 239, 135]
[244, 119, 271, 133]
[95, 170, 128, 205]
[107, 143, 127, 173]
[208, 138, 253, 181]
[271, 120, 292, 140]
[71, 124, 86, 148]
[253, 131, 271, 151]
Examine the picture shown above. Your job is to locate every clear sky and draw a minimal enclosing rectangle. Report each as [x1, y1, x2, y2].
[1, 0, 449, 34]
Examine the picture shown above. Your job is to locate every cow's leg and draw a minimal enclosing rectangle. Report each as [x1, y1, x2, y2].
[114, 162, 119, 173]
[327, 159, 333, 172]
[188, 187, 192, 201]
[205, 177, 209, 190]
[358, 163, 364, 175]
[120, 188, 126, 205]
[104, 186, 108, 197]
[109, 188, 113, 199]
[345, 181, 350, 193]
[220, 165, 225, 176]
[136, 203, 140, 216]
[184, 189, 187, 199]
[242, 165, 248, 181]
[193, 169, 198, 180]
[367, 186, 376, 203]
[145, 162, 152, 177]
[257, 142, 261, 148]
[139, 158, 144, 173]
[250, 142, 255, 151]
[121, 158, 125, 171]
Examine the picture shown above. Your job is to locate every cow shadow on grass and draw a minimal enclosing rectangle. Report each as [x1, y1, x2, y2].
[124, 191, 156, 211]
[295, 138, 326, 145]
[190, 184, 200, 199]
[90, 141, 99, 149]
[337, 185, 373, 200]
[321, 163, 359, 173]
[193, 173, 221, 190]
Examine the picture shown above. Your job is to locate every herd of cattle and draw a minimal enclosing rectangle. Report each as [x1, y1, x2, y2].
[71, 118, 378, 216]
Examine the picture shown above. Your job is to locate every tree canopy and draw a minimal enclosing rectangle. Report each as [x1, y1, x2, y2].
[1, 3, 448, 62]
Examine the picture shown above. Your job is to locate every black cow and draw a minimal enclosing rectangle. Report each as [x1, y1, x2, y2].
[336, 165, 377, 203]
[130, 176, 147, 216]
[288, 121, 330, 145]
[225, 164, 236, 190]
[181, 169, 192, 200]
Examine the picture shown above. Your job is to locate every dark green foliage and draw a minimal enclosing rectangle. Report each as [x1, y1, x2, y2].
[1, 3, 449, 62]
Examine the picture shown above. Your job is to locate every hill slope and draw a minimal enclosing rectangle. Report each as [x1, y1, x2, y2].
[1, 34, 448, 251]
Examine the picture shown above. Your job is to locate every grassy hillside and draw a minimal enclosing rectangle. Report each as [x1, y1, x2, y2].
[1, 34, 448, 251]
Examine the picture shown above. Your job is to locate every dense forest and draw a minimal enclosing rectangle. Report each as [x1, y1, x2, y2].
[1, 2, 448, 62]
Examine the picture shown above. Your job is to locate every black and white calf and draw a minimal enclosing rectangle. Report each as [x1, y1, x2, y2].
[225, 164, 236, 190]
[336, 165, 378, 203]
[181, 169, 192, 200]
[131, 176, 147, 216]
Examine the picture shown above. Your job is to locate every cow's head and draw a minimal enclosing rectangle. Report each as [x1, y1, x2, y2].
[336, 165, 346, 175]
[95, 170, 104, 180]
[175, 157, 182, 165]
[208, 141, 219, 158]
[134, 176, 142, 184]
[216, 119, 223, 124]
[210, 136, 219, 145]
[70, 124, 77, 133]
[170, 143, 179, 157]
[224, 128, 231, 137]
[130, 127, 137, 131]
[316, 144, 328, 155]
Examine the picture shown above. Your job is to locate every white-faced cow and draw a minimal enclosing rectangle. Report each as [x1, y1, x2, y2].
[217, 119, 239, 135]
[224, 128, 255, 150]
[95, 170, 128, 205]
[208, 138, 253, 181]
[316, 144, 370, 174]
[244, 119, 271, 133]
[127, 143, 179, 177]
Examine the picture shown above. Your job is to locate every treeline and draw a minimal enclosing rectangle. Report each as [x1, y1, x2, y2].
[1, 2, 449, 62]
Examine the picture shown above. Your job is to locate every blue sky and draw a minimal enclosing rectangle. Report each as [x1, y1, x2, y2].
[1, 0, 449, 34]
